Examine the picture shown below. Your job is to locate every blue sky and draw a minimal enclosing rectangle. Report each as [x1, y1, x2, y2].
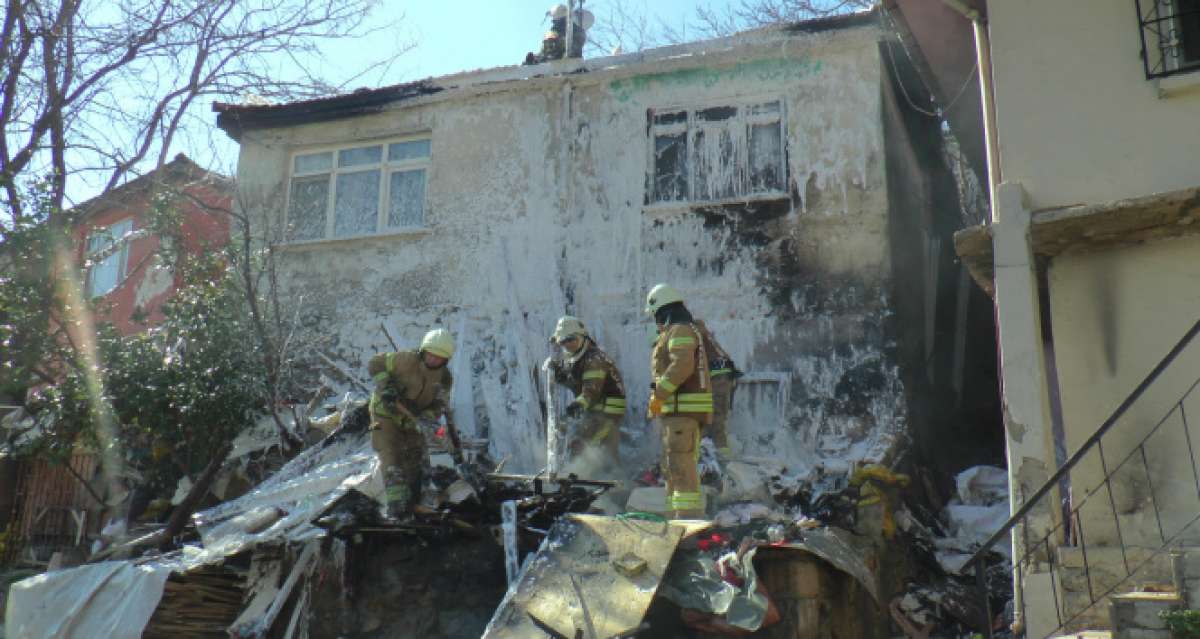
[342, 1, 710, 83]
[63, 1, 726, 204]
[179, 1, 721, 185]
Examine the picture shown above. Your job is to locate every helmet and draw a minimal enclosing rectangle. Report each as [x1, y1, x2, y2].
[420, 328, 455, 359]
[548, 3, 594, 27]
[644, 283, 683, 316]
[551, 315, 588, 343]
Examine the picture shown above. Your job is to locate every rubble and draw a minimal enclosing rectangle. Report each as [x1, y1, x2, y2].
[484, 513, 691, 638]
[660, 542, 778, 634]
[874, 465, 1014, 638]
[931, 465, 1011, 575]
[3, 393, 1010, 639]
[712, 502, 789, 528]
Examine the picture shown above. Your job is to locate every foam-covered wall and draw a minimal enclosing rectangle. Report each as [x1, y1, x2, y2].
[234, 24, 906, 478]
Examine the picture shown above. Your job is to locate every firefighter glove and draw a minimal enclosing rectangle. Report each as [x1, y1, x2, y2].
[565, 400, 584, 418]
[647, 396, 664, 418]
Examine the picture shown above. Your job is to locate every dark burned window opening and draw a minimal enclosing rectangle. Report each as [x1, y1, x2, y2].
[648, 100, 786, 205]
[1137, 0, 1200, 79]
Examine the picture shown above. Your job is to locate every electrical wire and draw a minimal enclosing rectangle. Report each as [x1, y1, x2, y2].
[879, 8, 980, 120]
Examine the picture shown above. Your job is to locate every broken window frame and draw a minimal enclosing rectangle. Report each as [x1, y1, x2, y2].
[284, 136, 431, 244]
[85, 218, 133, 298]
[646, 98, 787, 206]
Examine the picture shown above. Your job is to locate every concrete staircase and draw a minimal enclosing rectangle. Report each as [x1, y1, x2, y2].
[1048, 546, 1200, 638]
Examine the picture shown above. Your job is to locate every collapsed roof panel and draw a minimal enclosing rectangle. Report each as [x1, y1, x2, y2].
[483, 513, 692, 638]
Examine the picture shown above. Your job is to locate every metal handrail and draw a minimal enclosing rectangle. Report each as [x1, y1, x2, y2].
[968, 315, 1200, 637]
[965, 315, 1200, 571]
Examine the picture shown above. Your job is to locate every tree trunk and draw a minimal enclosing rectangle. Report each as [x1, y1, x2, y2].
[157, 442, 232, 551]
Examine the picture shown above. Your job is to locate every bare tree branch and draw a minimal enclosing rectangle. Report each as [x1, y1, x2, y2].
[1, 0, 402, 227]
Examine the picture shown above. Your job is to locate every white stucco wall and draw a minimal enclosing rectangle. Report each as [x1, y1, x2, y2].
[988, 0, 1200, 211]
[234, 24, 905, 477]
[1048, 234, 1200, 548]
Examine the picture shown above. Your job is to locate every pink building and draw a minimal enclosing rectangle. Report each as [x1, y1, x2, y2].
[1, 156, 233, 565]
[72, 154, 232, 334]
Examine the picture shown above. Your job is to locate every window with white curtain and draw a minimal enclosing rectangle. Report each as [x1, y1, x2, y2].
[286, 137, 430, 242]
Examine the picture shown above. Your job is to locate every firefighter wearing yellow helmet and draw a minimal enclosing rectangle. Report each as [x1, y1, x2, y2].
[548, 315, 626, 469]
[645, 284, 712, 519]
[367, 327, 457, 520]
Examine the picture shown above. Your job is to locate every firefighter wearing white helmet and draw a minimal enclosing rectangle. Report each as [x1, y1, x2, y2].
[645, 284, 712, 518]
[548, 315, 626, 468]
[420, 327, 455, 359]
[367, 327, 457, 520]
[646, 284, 740, 456]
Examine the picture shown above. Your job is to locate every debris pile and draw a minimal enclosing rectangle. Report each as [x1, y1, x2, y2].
[142, 563, 246, 637]
[3, 393, 1012, 639]
[932, 465, 1011, 575]
[886, 465, 1015, 638]
[4, 399, 622, 638]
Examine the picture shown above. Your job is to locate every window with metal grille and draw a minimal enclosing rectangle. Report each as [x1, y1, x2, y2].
[1137, 0, 1200, 79]
[646, 100, 787, 205]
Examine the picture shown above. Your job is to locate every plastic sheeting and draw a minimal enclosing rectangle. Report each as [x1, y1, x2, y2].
[483, 514, 689, 638]
[5, 560, 173, 639]
[192, 428, 379, 562]
[5, 425, 381, 639]
[660, 547, 770, 631]
[934, 465, 1011, 574]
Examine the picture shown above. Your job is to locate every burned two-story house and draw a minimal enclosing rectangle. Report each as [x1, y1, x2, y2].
[215, 10, 999, 498]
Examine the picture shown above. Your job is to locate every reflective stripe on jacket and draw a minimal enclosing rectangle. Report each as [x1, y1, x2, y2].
[367, 350, 454, 423]
[553, 342, 627, 416]
[651, 323, 712, 420]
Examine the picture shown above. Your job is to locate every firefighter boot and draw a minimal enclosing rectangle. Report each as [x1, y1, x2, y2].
[383, 466, 412, 522]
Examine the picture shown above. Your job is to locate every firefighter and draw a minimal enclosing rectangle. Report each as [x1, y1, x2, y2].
[645, 284, 712, 519]
[693, 319, 739, 459]
[650, 315, 740, 459]
[524, 4, 593, 64]
[367, 328, 457, 520]
[548, 316, 626, 469]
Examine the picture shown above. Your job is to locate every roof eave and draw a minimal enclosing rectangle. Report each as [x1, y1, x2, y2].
[212, 9, 880, 141]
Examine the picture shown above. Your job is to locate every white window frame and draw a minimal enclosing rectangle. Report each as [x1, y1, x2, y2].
[284, 135, 431, 244]
[646, 97, 788, 207]
[85, 218, 133, 298]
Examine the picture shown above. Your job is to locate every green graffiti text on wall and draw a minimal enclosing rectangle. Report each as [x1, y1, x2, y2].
[608, 56, 822, 102]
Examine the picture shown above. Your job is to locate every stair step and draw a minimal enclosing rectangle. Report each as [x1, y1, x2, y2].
[1109, 590, 1183, 637]
[1061, 591, 1115, 630]
[1058, 547, 1168, 571]
[1056, 547, 1175, 599]
[1050, 631, 1112, 639]
[1110, 591, 1183, 603]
